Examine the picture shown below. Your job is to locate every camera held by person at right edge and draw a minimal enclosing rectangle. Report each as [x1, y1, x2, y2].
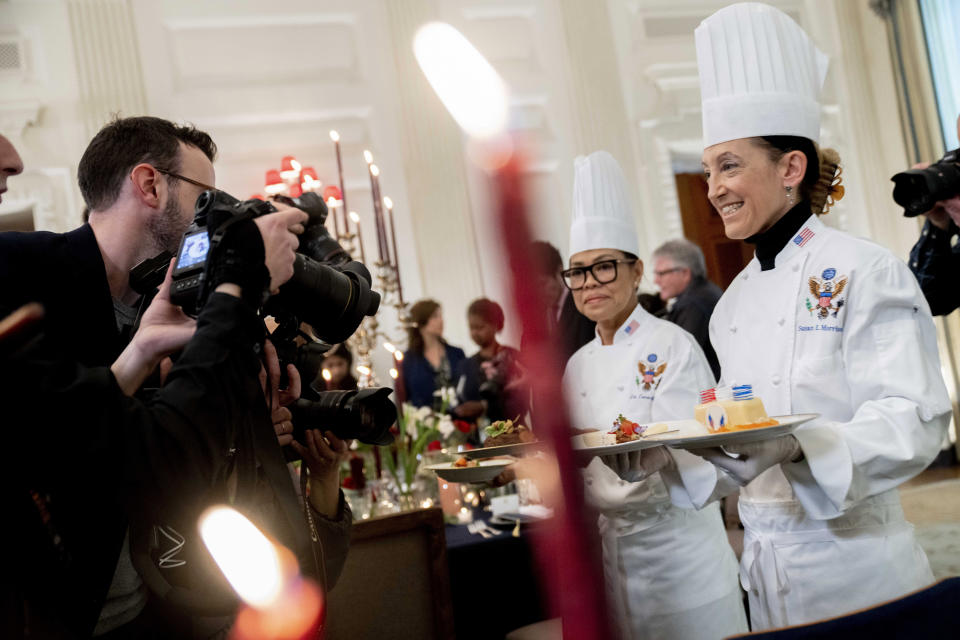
[158, 188, 398, 447]
[892, 147, 960, 218]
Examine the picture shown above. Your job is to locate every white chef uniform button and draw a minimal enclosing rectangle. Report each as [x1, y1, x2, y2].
[792, 264, 800, 272]
[729, 325, 737, 333]
[585, 477, 593, 486]
[771, 374, 782, 385]
[778, 317, 785, 326]
[742, 273, 749, 281]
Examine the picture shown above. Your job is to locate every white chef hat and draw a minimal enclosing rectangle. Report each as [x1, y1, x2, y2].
[696, 2, 828, 148]
[569, 151, 640, 259]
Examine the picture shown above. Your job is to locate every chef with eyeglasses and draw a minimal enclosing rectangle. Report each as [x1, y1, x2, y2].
[562, 151, 746, 639]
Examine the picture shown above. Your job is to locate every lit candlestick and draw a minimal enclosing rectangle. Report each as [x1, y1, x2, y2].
[348, 211, 367, 264]
[329, 130, 350, 236]
[325, 197, 341, 239]
[414, 21, 611, 639]
[367, 161, 387, 262]
[383, 195, 404, 304]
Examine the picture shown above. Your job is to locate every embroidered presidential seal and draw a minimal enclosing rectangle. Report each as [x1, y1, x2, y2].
[806, 268, 847, 319]
[636, 353, 667, 391]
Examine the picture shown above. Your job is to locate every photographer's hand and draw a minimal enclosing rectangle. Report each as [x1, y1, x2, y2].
[112, 259, 197, 395]
[254, 205, 308, 293]
[291, 430, 351, 518]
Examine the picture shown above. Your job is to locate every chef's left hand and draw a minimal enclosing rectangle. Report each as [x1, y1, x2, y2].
[691, 436, 803, 486]
[600, 446, 674, 483]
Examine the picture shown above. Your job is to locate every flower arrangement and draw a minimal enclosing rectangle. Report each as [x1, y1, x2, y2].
[380, 388, 472, 502]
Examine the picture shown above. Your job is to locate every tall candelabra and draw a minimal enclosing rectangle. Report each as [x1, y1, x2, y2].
[257, 138, 411, 395]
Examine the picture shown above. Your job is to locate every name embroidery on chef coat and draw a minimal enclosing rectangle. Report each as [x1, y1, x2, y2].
[634, 353, 666, 394]
[799, 268, 848, 333]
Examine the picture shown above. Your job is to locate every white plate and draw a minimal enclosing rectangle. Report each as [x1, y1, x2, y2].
[570, 414, 819, 456]
[570, 426, 681, 457]
[653, 413, 819, 450]
[462, 440, 545, 460]
[423, 458, 513, 483]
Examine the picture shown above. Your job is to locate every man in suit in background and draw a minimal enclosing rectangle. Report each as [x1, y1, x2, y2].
[652, 238, 722, 380]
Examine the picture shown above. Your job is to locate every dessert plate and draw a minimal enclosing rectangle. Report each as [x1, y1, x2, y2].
[652, 413, 819, 450]
[423, 458, 514, 483]
[462, 440, 547, 460]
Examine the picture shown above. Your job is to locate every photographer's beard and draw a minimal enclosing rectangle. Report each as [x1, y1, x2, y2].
[148, 184, 192, 254]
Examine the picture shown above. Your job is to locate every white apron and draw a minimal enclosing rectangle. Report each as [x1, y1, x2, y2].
[565, 305, 746, 639]
[703, 215, 950, 629]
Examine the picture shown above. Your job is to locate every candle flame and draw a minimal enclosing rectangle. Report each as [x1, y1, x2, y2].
[326, 196, 340, 208]
[357, 365, 371, 376]
[363, 150, 373, 165]
[264, 183, 287, 196]
[390, 368, 399, 380]
[349, 211, 361, 223]
[370, 164, 380, 178]
[382, 196, 393, 210]
[329, 130, 340, 142]
[394, 351, 404, 362]
[382, 342, 396, 353]
[321, 368, 332, 382]
[290, 159, 301, 172]
[413, 22, 509, 139]
[199, 507, 283, 609]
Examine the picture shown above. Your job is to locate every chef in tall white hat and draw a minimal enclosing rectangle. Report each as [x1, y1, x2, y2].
[562, 151, 746, 639]
[673, 2, 951, 630]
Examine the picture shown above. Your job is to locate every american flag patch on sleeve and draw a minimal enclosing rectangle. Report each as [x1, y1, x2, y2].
[623, 319, 640, 335]
[793, 227, 815, 247]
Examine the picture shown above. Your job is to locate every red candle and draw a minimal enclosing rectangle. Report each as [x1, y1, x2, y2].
[348, 211, 367, 264]
[491, 140, 613, 639]
[383, 197, 404, 305]
[329, 130, 350, 236]
[368, 162, 388, 263]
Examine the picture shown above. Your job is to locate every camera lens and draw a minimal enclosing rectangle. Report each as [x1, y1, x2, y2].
[891, 153, 960, 217]
[289, 388, 396, 446]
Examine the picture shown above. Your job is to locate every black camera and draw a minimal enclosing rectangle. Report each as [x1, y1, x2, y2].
[169, 190, 380, 344]
[290, 387, 397, 446]
[891, 148, 960, 217]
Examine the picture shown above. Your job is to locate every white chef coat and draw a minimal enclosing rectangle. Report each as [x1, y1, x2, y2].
[680, 214, 950, 629]
[564, 304, 746, 639]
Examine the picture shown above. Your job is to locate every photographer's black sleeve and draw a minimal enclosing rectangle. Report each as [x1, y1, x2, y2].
[908, 219, 960, 316]
[3, 292, 266, 518]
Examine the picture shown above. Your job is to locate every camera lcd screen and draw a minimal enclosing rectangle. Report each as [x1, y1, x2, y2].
[176, 231, 210, 270]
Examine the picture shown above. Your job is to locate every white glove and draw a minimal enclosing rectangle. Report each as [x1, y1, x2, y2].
[600, 446, 675, 483]
[691, 436, 803, 486]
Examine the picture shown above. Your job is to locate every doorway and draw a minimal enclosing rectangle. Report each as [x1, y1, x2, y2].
[674, 173, 753, 290]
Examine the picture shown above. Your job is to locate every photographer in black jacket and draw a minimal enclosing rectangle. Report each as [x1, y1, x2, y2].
[908, 115, 960, 315]
[0, 120, 350, 638]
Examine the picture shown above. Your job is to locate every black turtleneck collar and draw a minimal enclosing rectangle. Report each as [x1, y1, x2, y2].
[746, 201, 814, 271]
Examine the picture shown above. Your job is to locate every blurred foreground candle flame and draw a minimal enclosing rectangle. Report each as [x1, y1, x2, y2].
[199, 506, 324, 640]
[413, 22, 509, 140]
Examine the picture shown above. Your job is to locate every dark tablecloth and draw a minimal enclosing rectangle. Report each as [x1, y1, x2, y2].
[445, 517, 547, 639]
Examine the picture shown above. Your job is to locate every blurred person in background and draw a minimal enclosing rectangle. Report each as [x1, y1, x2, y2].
[454, 298, 526, 441]
[315, 343, 358, 391]
[651, 238, 723, 378]
[525, 241, 596, 366]
[401, 298, 466, 409]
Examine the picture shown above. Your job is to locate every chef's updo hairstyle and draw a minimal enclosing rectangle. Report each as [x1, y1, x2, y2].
[809, 147, 843, 215]
[754, 136, 842, 216]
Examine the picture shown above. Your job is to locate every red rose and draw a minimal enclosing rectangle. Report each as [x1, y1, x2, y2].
[455, 420, 472, 433]
[427, 440, 442, 451]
